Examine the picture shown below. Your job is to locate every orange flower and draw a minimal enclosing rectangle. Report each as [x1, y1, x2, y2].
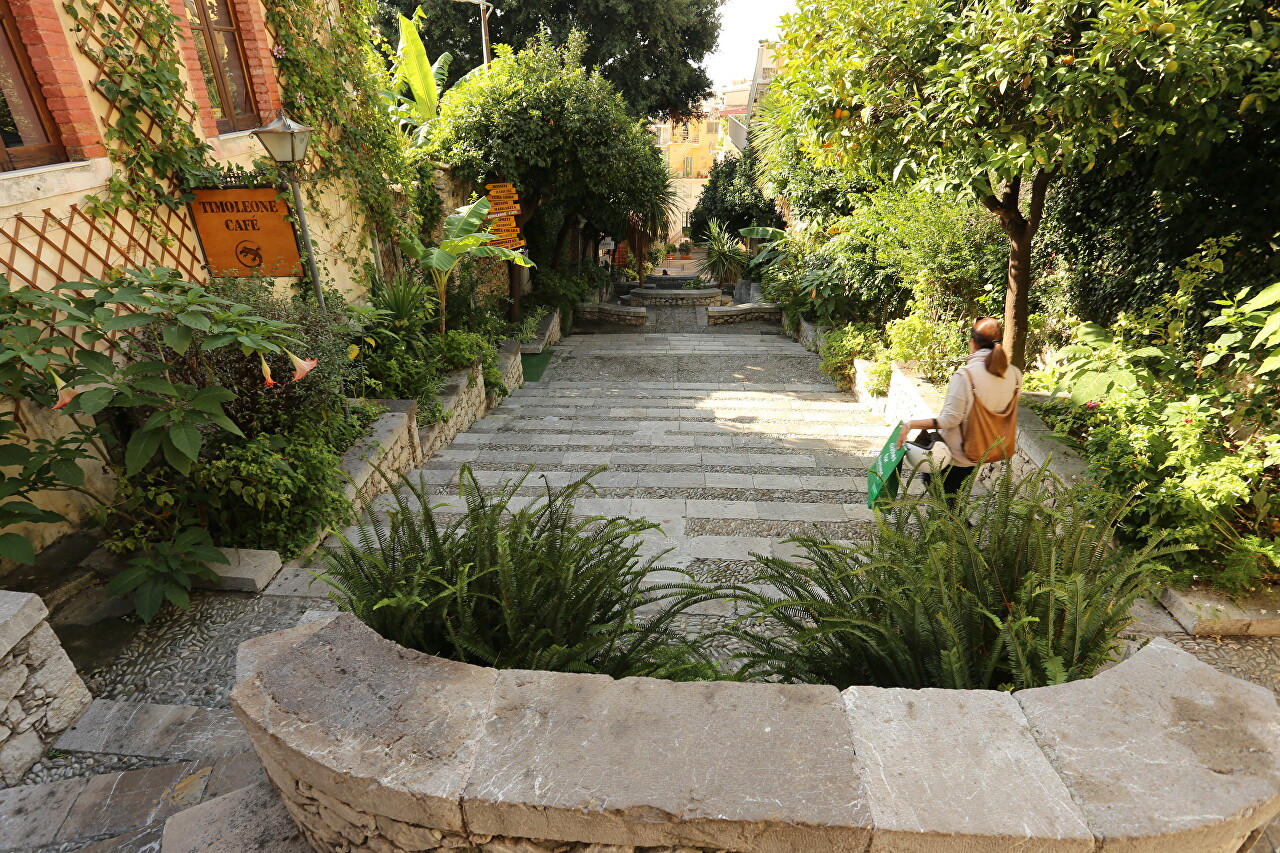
[284, 349, 318, 382]
[51, 372, 77, 410]
[260, 354, 277, 388]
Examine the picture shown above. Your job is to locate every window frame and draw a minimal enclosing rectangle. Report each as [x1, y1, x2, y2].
[184, 0, 260, 134]
[0, 0, 66, 172]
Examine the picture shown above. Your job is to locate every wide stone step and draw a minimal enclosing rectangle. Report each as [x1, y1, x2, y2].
[421, 448, 872, 471]
[484, 404, 879, 424]
[449, 431, 884, 453]
[0, 759, 245, 853]
[377, 494, 875, 525]
[54, 699, 251, 762]
[468, 416, 889, 439]
[498, 394, 870, 413]
[510, 383, 856, 399]
[408, 467, 872, 492]
[160, 780, 309, 853]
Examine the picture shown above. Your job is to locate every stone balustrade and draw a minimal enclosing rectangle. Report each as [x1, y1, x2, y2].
[232, 614, 1280, 853]
[0, 591, 91, 784]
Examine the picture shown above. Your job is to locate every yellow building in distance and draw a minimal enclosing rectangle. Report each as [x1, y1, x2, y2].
[649, 108, 722, 243]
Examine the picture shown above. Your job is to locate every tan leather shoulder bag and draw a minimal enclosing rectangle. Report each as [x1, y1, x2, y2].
[959, 368, 1020, 463]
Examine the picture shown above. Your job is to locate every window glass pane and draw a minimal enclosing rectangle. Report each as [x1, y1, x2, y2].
[0, 27, 49, 148]
[213, 30, 253, 118]
[189, 28, 227, 119]
[201, 0, 234, 27]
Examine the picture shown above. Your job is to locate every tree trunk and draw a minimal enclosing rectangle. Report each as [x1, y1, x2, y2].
[982, 170, 1052, 370]
[1003, 223, 1032, 369]
[552, 210, 579, 269]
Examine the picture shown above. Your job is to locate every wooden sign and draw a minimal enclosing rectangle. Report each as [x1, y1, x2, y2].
[189, 188, 302, 277]
[484, 182, 526, 250]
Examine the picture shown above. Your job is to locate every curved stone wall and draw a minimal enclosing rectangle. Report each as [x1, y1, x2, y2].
[232, 614, 1280, 853]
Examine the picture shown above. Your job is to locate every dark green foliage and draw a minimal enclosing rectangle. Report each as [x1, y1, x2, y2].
[318, 466, 725, 678]
[688, 149, 784, 243]
[531, 263, 606, 332]
[380, 0, 721, 118]
[726, 463, 1165, 690]
[1043, 117, 1280, 336]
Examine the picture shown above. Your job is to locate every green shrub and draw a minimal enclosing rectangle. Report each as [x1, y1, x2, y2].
[318, 466, 725, 679]
[532, 263, 604, 331]
[819, 323, 882, 390]
[1030, 244, 1280, 591]
[725, 463, 1166, 690]
[863, 302, 967, 395]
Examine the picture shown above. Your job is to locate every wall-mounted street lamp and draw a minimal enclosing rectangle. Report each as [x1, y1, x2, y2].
[252, 114, 325, 310]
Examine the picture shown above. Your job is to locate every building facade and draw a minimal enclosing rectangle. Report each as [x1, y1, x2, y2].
[0, 0, 378, 562]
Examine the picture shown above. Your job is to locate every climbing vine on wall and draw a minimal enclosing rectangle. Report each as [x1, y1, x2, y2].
[261, 0, 417, 248]
[64, 0, 221, 231]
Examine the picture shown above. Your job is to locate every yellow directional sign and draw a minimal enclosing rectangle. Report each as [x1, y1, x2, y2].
[484, 182, 525, 252]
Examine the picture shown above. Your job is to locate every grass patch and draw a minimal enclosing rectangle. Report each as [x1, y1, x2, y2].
[521, 348, 555, 382]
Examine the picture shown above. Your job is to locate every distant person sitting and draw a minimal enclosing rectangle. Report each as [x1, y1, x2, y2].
[661, 270, 669, 275]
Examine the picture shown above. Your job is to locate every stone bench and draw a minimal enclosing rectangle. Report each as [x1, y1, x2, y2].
[577, 302, 648, 325]
[232, 614, 1280, 853]
[706, 302, 782, 325]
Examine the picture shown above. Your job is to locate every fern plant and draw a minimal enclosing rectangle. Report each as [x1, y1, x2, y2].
[726, 463, 1174, 690]
[317, 465, 725, 679]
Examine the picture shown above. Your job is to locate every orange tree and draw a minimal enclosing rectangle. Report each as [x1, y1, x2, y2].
[772, 0, 1280, 366]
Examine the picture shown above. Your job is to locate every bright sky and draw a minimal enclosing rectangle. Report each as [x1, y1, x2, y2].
[704, 0, 798, 88]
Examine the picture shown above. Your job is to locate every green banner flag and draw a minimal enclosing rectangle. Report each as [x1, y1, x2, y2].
[867, 424, 907, 509]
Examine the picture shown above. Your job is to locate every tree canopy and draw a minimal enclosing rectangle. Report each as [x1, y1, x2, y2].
[770, 0, 1280, 365]
[428, 33, 673, 267]
[687, 148, 784, 242]
[382, 0, 722, 118]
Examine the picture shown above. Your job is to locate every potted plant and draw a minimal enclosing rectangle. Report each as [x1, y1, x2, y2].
[678, 240, 692, 259]
[663, 242, 676, 259]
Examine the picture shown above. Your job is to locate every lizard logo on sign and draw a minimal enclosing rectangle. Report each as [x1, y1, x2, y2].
[189, 188, 302, 277]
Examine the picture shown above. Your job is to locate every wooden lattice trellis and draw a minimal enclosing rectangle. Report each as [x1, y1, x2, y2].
[0, 203, 206, 292]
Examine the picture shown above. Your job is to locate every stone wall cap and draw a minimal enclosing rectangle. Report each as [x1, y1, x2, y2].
[0, 591, 48, 659]
[1016, 637, 1280, 847]
[463, 669, 871, 851]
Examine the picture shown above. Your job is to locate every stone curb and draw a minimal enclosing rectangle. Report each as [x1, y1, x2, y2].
[231, 615, 1280, 853]
[706, 302, 782, 325]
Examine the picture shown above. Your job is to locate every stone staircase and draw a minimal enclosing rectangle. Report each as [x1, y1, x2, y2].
[0, 698, 304, 853]
[407, 330, 890, 571]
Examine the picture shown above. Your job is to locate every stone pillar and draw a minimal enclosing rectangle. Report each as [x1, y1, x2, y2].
[0, 591, 92, 784]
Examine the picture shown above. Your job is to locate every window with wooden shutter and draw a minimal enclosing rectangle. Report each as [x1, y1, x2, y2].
[0, 0, 66, 171]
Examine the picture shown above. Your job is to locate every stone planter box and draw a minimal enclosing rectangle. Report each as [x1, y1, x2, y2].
[233, 614, 1280, 853]
[519, 308, 561, 354]
[79, 403, 426, 592]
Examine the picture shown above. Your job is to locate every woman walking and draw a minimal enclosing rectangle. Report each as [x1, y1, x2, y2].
[896, 316, 1022, 496]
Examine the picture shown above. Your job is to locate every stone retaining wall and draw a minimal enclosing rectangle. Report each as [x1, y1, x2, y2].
[341, 404, 422, 505]
[491, 340, 525, 405]
[577, 303, 647, 325]
[706, 302, 782, 325]
[233, 614, 1280, 853]
[0, 591, 91, 784]
[627, 287, 723, 307]
[420, 365, 487, 459]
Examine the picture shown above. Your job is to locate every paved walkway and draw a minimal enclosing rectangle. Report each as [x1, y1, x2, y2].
[4, 307, 1280, 852]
